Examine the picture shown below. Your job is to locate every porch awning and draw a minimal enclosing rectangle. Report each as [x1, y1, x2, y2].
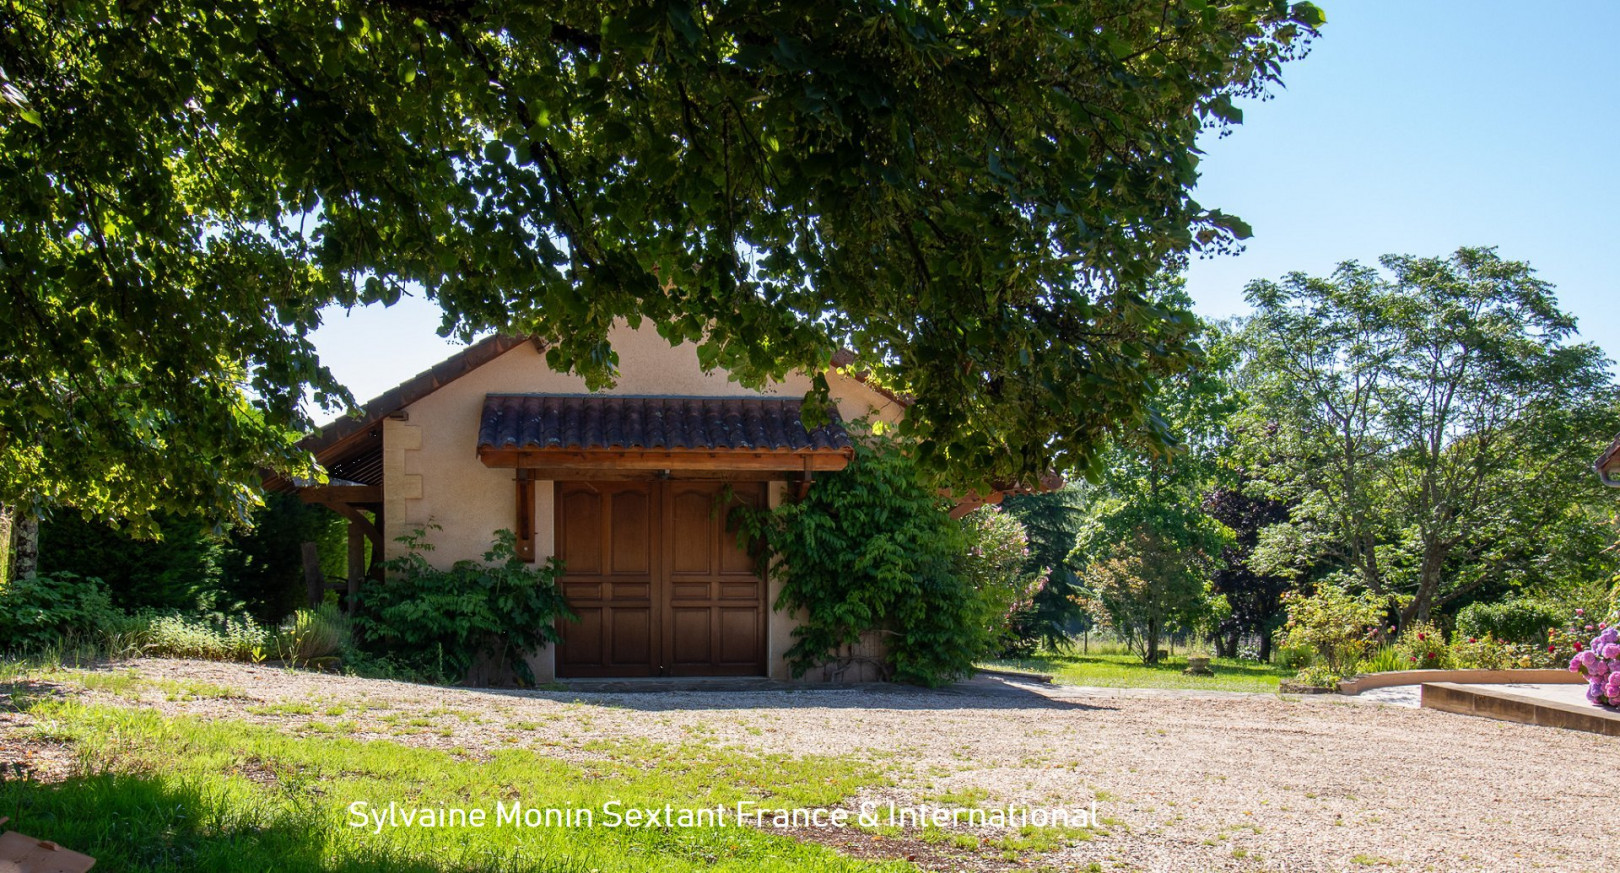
[476, 395, 855, 473]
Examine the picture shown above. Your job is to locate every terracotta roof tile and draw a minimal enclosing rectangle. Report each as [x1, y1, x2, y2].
[477, 395, 853, 454]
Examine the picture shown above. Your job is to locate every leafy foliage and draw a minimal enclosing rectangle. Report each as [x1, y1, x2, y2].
[36, 494, 345, 621]
[274, 601, 351, 665]
[1454, 598, 1565, 647]
[1000, 487, 1088, 653]
[743, 435, 1015, 686]
[138, 612, 273, 662]
[957, 505, 1046, 658]
[1201, 478, 1292, 660]
[0, 571, 120, 652]
[1071, 286, 1233, 664]
[1, 0, 1320, 526]
[1277, 583, 1382, 682]
[1391, 621, 1451, 669]
[1237, 248, 1618, 625]
[352, 528, 570, 685]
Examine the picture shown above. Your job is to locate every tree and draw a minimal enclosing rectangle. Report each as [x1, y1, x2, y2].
[1201, 477, 1291, 659]
[1238, 248, 1617, 625]
[1002, 486, 1088, 653]
[1, 1, 1323, 528]
[1072, 285, 1234, 664]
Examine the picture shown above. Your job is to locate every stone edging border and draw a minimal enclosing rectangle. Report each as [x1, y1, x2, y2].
[1337, 668, 1582, 695]
[1421, 682, 1620, 736]
[976, 667, 1055, 684]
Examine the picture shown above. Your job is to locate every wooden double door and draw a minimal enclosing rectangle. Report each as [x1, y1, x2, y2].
[553, 480, 767, 677]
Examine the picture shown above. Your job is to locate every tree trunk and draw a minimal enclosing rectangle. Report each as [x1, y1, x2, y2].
[1399, 541, 1448, 627]
[12, 514, 39, 579]
[0, 505, 12, 583]
[1259, 631, 1273, 664]
[1143, 617, 1160, 665]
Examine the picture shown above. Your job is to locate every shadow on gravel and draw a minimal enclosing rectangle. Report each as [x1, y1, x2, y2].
[471, 674, 1115, 713]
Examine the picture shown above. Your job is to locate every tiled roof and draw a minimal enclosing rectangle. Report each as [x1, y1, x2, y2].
[477, 395, 853, 455]
[1597, 432, 1620, 484]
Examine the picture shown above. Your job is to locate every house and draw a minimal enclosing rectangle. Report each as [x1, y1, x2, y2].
[290, 323, 907, 682]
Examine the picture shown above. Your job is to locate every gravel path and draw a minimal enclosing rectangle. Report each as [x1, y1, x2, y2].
[7, 659, 1610, 872]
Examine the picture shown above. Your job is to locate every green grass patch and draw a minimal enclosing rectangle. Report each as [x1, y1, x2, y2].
[981, 649, 1289, 693]
[2, 701, 903, 872]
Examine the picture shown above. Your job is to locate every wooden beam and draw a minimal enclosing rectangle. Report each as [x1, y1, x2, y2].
[478, 448, 852, 473]
[298, 485, 382, 504]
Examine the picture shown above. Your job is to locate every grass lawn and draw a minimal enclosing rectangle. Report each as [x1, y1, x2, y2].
[1, 698, 907, 873]
[982, 647, 1291, 694]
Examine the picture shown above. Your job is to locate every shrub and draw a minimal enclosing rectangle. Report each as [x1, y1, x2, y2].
[1393, 621, 1452, 669]
[0, 572, 122, 652]
[352, 528, 570, 686]
[957, 506, 1046, 658]
[275, 602, 351, 665]
[1455, 599, 1563, 647]
[1356, 645, 1409, 674]
[1278, 583, 1381, 682]
[1571, 624, 1620, 705]
[740, 433, 1011, 686]
[140, 612, 271, 661]
[1450, 634, 1514, 670]
[1275, 642, 1313, 671]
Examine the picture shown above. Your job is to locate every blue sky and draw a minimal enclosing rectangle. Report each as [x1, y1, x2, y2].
[1185, 1, 1620, 352]
[312, 1, 1620, 409]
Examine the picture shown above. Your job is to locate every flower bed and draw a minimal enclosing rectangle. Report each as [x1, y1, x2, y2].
[1569, 621, 1620, 707]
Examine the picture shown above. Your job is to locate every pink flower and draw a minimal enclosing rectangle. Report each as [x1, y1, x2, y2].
[1577, 609, 1586, 616]
[1425, 652, 1436, 660]
[1467, 637, 1477, 644]
[1417, 633, 1427, 641]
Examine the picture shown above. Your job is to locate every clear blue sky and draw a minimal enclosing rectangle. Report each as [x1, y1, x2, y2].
[312, 0, 1620, 410]
[1184, 1, 1620, 354]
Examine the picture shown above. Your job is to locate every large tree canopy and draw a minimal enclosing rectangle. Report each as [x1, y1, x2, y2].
[1236, 248, 1617, 625]
[0, 0, 1321, 527]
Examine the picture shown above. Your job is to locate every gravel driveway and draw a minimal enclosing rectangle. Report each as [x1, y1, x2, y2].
[6, 658, 1608, 873]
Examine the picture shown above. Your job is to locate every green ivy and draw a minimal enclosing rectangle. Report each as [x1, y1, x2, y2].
[352, 528, 570, 686]
[741, 434, 1019, 687]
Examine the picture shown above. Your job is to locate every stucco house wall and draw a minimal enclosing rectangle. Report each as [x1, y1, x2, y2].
[379, 322, 903, 682]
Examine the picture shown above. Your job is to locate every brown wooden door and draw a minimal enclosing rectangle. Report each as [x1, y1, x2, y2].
[554, 482, 660, 677]
[663, 481, 767, 676]
[554, 480, 766, 677]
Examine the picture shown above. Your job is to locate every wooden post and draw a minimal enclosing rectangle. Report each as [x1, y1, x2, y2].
[301, 541, 323, 608]
[514, 471, 536, 562]
[369, 504, 385, 580]
[346, 521, 365, 614]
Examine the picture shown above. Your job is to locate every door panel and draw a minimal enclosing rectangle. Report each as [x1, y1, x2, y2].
[554, 479, 765, 678]
[663, 481, 766, 676]
[555, 482, 660, 677]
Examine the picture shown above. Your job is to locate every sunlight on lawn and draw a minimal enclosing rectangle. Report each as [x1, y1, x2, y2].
[983, 646, 1290, 694]
[2, 701, 904, 873]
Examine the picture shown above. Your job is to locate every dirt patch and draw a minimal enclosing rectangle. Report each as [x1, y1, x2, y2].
[0, 682, 77, 785]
